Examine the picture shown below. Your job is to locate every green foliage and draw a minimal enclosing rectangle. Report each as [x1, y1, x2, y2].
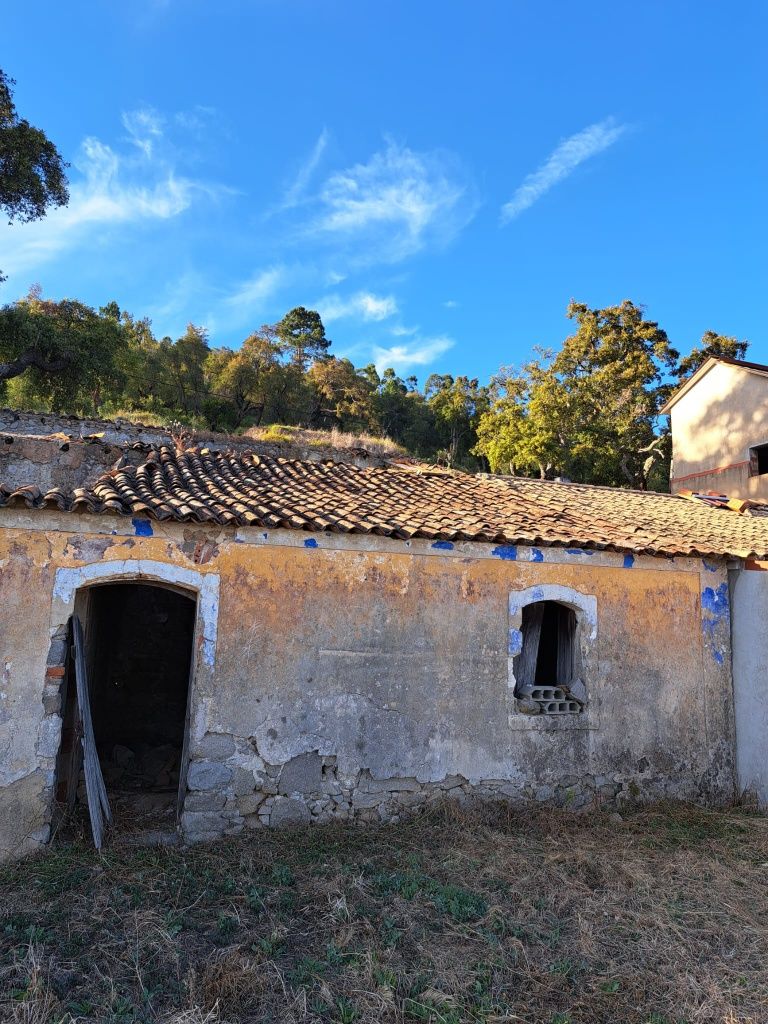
[0, 285, 746, 490]
[0, 69, 69, 281]
[676, 329, 749, 379]
[372, 868, 488, 922]
[1, 290, 127, 410]
[475, 300, 681, 488]
[276, 305, 331, 369]
[270, 862, 295, 886]
[425, 373, 489, 466]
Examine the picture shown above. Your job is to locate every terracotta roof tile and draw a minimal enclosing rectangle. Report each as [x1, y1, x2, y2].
[4, 445, 768, 559]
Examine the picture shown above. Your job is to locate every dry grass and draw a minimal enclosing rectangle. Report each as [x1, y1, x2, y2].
[243, 424, 406, 459]
[1, 802, 766, 1023]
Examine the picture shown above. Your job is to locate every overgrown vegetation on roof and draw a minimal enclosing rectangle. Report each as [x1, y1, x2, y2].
[1, 802, 766, 1023]
[243, 424, 406, 460]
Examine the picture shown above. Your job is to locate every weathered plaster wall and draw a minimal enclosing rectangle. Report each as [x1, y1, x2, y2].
[730, 563, 768, 805]
[0, 509, 737, 858]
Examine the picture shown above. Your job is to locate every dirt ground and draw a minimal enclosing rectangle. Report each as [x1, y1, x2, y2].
[1, 801, 766, 1024]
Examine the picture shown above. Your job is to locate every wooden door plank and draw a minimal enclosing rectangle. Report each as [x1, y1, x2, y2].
[73, 615, 112, 849]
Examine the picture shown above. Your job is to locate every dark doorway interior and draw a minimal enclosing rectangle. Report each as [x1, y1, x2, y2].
[84, 582, 195, 820]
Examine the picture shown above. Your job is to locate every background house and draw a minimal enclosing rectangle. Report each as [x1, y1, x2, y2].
[663, 357, 768, 499]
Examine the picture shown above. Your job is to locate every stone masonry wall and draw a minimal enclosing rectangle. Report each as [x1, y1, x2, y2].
[180, 740, 690, 843]
[0, 410, 391, 472]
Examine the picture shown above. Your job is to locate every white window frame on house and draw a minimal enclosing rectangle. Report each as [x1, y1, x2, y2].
[508, 584, 599, 731]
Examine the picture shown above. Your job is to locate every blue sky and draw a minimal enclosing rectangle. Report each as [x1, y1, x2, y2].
[2, 1, 766, 383]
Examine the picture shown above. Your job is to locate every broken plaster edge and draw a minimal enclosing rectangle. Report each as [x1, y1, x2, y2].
[0, 506, 713, 574]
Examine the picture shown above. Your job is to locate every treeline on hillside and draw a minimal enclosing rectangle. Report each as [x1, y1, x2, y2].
[0, 288, 748, 489]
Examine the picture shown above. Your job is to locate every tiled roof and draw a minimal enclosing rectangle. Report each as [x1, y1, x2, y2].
[3, 445, 768, 559]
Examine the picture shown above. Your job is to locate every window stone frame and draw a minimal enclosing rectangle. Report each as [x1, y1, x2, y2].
[508, 584, 599, 731]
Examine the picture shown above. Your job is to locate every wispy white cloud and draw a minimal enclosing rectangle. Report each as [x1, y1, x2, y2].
[282, 129, 329, 209]
[203, 264, 292, 337]
[317, 290, 398, 323]
[122, 107, 165, 157]
[146, 269, 209, 336]
[174, 105, 217, 134]
[310, 139, 475, 263]
[372, 334, 454, 373]
[0, 110, 225, 282]
[443, 299, 458, 309]
[224, 265, 286, 309]
[501, 117, 628, 222]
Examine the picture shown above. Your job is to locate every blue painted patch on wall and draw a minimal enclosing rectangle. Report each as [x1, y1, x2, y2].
[303, 538, 318, 548]
[491, 545, 517, 561]
[131, 518, 153, 537]
[508, 628, 523, 656]
[702, 582, 729, 619]
[701, 581, 730, 663]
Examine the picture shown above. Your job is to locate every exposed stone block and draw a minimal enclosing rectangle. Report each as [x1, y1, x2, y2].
[352, 792, 385, 809]
[181, 810, 227, 834]
[42, 688, 61, 715]
[36, 718, 61, 759]
[270, 797, 311, 826]
[438, 775, 466, 790]
[196, 733, 236, 760]
[363, 776, 421, 793]
[568, 678, 587, 704]
[46, 640, 68, 667]
[278, 752, 323, 795]
[237, 792, 264, 815]
[231, 765, 257, 796]
[187, 761, 232, 791]
[184, 791, 226, 812]
[257, 777, 279, 796]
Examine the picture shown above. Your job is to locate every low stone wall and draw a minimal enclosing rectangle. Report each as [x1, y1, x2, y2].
[0, 409, 388, 469]
[0, 435, 130, 493]
[180, 735, 703, 842]
[0, 409, 171, 446]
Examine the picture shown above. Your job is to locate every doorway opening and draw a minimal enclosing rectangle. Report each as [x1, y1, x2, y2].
[56, 581, 196, 836]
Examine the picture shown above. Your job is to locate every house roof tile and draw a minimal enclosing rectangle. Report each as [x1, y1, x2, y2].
[3, 444, 768, 559]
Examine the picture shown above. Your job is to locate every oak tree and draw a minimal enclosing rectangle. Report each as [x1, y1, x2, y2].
[0, 69, 69, 281]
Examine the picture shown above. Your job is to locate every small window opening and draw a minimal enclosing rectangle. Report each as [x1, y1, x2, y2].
[514, 600, 584, 714]
[750, 443, 768, 476]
